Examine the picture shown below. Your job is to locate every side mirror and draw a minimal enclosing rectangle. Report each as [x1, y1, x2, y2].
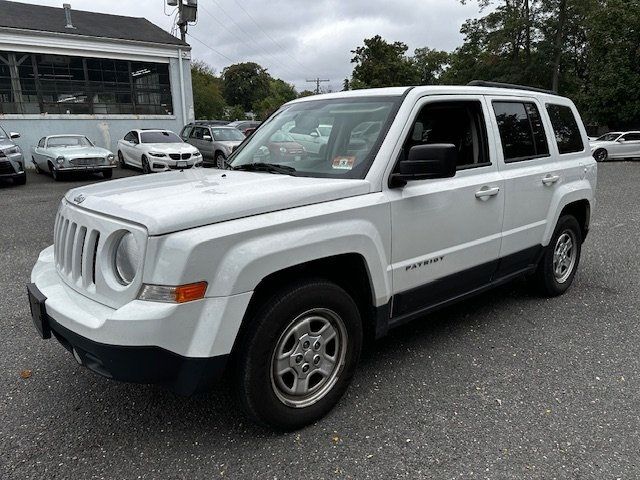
[10, 132, 20, 139]
[389, 144, 457, 188]
[203, 135, 212, 142]
[309, 131, 319, 138]
[617, 138, 626, 143]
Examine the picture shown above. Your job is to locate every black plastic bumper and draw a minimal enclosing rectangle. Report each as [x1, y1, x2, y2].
[27, 283, 228, 396]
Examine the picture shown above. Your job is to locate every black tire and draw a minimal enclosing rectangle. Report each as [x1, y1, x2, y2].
[215, 152, 226, 169]
[529, 215, 582, 297]
[13, 172, 26, 185]
[142, 156, 151, 174]
[593, 148, 608, 162]
[49, 162, 63, 181]
[102, 169, 113, 179]
[233, 279, 363, 430]
[118, 151, 127, 169]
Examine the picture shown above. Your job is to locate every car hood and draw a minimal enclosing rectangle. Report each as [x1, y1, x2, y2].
[46, 146, 112, 157]
[143, 143, 197, 153]
[65, 169, 371, 235]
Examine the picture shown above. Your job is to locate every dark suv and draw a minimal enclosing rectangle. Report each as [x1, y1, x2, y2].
[0, 126, 26, 185]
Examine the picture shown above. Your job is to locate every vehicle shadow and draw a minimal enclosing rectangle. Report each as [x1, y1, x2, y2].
[59, 278, 538, 442]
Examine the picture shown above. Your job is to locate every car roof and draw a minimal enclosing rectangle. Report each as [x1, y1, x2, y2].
[134, 129, 175, 133]
[46, 134, 87, 138]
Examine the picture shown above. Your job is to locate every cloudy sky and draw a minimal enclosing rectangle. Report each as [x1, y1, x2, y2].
[19, 0, 485, 91]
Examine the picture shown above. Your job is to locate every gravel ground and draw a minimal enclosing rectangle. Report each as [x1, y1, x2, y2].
[0, 163, 639, 479]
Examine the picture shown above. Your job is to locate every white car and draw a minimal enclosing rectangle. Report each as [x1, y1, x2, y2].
[29, 83, 596, 430]
[117, 129, 202, 173]
[589, 131, 640, 162]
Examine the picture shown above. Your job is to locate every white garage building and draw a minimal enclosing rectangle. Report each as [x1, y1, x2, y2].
[0, 1, 194, 166]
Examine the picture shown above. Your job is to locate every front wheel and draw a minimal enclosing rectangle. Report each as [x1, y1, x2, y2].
[233, 279, 363, 430]
[118, 151, 127, 169]
[593, 148, 608, 162]
[141, 156, 151, 174]
[529, 215, 582, 297]
[215, 152, 226, 169]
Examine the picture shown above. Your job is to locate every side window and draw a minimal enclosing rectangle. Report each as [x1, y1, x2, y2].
[493, 101, 550, 162]
[123, 131, 133, 142]
[133, 131, 140, 143]
[403, 100, 490, 169]
[38, 138, 45, 148]
[181, 125, 193, 140]
[190, 127, 203, 140]
[621, 133, 640, 141]
[546, 104, 585, 154]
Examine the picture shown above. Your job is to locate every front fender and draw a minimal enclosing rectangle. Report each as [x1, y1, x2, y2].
[144, 194, 393, 307]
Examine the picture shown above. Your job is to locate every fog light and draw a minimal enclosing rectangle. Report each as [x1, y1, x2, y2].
[138, 282, 208, 303]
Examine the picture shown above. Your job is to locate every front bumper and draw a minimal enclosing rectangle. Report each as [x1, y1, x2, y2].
[0, 155, 25, 177]
[29, 246, 253, 395]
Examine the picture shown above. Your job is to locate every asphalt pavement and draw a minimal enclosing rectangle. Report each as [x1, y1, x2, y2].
[1, 163, 639, 479]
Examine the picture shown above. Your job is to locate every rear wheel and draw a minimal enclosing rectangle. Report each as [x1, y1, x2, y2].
[529, 215, 582, 297]
[593, 148, 608, 162]
[118, 151, 127, 169]
[233, 279, 363, 430]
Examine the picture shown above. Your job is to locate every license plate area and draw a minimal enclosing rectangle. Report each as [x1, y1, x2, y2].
[177, 161, 187, 168]
[27, 283, 51, 339]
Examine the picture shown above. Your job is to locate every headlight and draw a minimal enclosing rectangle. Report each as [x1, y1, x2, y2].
[114, 232, 140, 285]
[193, 151, 202, 157]
[149, 152, 166, 157]
[279, 147, 287, 153]
[56, 156, 65, 165]
[107, 153, 115, 163]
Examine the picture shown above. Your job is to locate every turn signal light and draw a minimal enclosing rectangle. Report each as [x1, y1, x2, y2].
[138, 282, 208, 303]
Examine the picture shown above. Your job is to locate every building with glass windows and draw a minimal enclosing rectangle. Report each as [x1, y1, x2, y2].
[0, 1, 194, 165]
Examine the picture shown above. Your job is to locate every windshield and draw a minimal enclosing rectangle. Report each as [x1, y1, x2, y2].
[47, 136, 93, 147]
[140, 131, 182, 144]
[212, 128, 245, 141]
[229, 97, 402, 179]
[596, 133, 622, 142]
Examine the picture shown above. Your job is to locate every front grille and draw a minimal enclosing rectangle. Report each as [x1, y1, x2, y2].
[0, 160, 16, 175]
[69, 157, 103, 167]
[169, 153, 191, 160]
[54, 212, 100, 288]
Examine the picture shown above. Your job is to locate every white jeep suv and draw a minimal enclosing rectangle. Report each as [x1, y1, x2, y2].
[28, 82, 597, 430]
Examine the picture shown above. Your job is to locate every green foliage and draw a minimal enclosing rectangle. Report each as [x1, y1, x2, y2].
[351, 35, 419, 87]
[191, 60, 226, 120]
[413, 47, 450, 85]
[253, 78, 297, 120]
[222, 62, 271, 111]
[298, 90, 316, 98]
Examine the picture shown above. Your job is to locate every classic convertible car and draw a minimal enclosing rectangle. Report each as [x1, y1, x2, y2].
[31, 135, 117, 181]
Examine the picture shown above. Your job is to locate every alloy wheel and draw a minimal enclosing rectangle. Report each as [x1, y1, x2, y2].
[553, 230, 577, 284]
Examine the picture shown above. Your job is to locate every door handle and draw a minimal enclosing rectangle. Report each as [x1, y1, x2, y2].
[542, 174, 560, 186]
[475, 186, 500, 199]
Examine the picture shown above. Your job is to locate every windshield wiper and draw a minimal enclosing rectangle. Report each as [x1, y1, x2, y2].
[232, 162, 296, 175]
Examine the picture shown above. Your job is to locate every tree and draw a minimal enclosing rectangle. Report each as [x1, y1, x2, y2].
[298, 90, 315, 98]
[413, 47, 450, 85]
[253, 78, 297, 119]
[350, 35, 419, 87]
[222, 62, 271, 111]
[191, 60, 226, 120]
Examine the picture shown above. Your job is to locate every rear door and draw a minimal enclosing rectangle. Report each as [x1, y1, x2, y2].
[487, 96, 562, 273]
[387, 95, 505, 320]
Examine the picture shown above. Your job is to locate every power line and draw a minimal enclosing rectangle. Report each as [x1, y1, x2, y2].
[306, 77, 330, 94]
[205, 0, 302, 80]
[230, 0, 314, 76]
[186, 32, 236, 63]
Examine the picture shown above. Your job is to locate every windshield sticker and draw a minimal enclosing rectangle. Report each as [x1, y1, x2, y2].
[332, 156, 355, 170]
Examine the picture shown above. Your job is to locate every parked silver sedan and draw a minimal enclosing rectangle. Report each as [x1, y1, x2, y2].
[31, 135, 116, 181]
[180, 124, 245, 168]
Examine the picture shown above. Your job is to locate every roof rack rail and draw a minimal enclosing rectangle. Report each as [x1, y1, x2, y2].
[467, 80, 558, 96]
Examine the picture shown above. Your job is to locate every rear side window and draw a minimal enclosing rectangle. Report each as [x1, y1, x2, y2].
[546, 104, 584, 154]
[493, 101, 550, 162]
[621, 132, 640, 141]
[181, 125, 193, 140]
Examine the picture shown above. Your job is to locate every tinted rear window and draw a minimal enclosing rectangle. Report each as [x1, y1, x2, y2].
[546, 104, 584, 154]
[493, 101, 550, 162]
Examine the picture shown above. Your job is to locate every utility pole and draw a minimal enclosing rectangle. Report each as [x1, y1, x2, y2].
[306, 77, 330, 95]
[169, 0, 198, 42]
[177, 1, 187, 41]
